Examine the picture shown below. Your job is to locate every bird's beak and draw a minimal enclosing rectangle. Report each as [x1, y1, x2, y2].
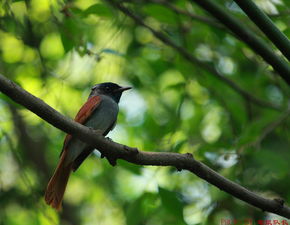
[116, 86, 132, 92]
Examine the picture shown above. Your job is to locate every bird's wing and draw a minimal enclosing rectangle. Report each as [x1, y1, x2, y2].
[62, 95, 102, 152]
[74, 95, 102, 124]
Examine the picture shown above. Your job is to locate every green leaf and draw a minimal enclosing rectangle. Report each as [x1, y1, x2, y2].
[172, 139, 188, 152]
[118, 160, 142, 175]
[236, 112, 278, 147]
[143, 4, 178, 25]
[158, 187, 186, 224]
[126, 193, 159, 225]
[253, 149, 289, 178]
[60, 31, 75, 52]
[82, 3, 113, 18]
[165, 82, 186, 91]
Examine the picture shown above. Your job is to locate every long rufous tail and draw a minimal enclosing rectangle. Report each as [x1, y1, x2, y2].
[44, 152, 72, 210]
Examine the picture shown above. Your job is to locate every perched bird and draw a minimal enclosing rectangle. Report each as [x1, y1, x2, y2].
[44, 82, 131, 210]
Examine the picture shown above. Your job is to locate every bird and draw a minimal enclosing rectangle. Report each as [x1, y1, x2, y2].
[44, 82, 131, 210]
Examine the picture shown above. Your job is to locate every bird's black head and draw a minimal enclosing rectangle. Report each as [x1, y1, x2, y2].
[89, 82, 131, 103]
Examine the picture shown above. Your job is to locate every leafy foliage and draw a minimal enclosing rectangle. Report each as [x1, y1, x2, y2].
[0, 0, 289, 224]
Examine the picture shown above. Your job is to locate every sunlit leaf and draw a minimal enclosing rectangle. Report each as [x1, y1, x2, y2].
[82, 3, 113, 18]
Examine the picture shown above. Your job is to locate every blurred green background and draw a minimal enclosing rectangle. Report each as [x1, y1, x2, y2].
[0, 0, 289, 224]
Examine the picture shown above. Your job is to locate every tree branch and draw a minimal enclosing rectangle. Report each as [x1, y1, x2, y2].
[106, 0, 281, 111]
[189, 0, 290, 85]
[1, 74, 290, 218]
[233, 0, 290, 61]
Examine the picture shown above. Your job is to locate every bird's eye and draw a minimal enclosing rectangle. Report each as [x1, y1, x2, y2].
[105, 86, 110, 90]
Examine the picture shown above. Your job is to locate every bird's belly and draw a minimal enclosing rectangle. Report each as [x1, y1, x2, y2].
[85, 101, 118, 132]
[66, 95, 119, 164]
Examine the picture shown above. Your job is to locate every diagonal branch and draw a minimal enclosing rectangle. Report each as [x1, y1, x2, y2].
[106, 0, 281, 111]
[190, 0, 290, 85]
[1, 74, 290, 218]
[233, 0, 290, 61]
